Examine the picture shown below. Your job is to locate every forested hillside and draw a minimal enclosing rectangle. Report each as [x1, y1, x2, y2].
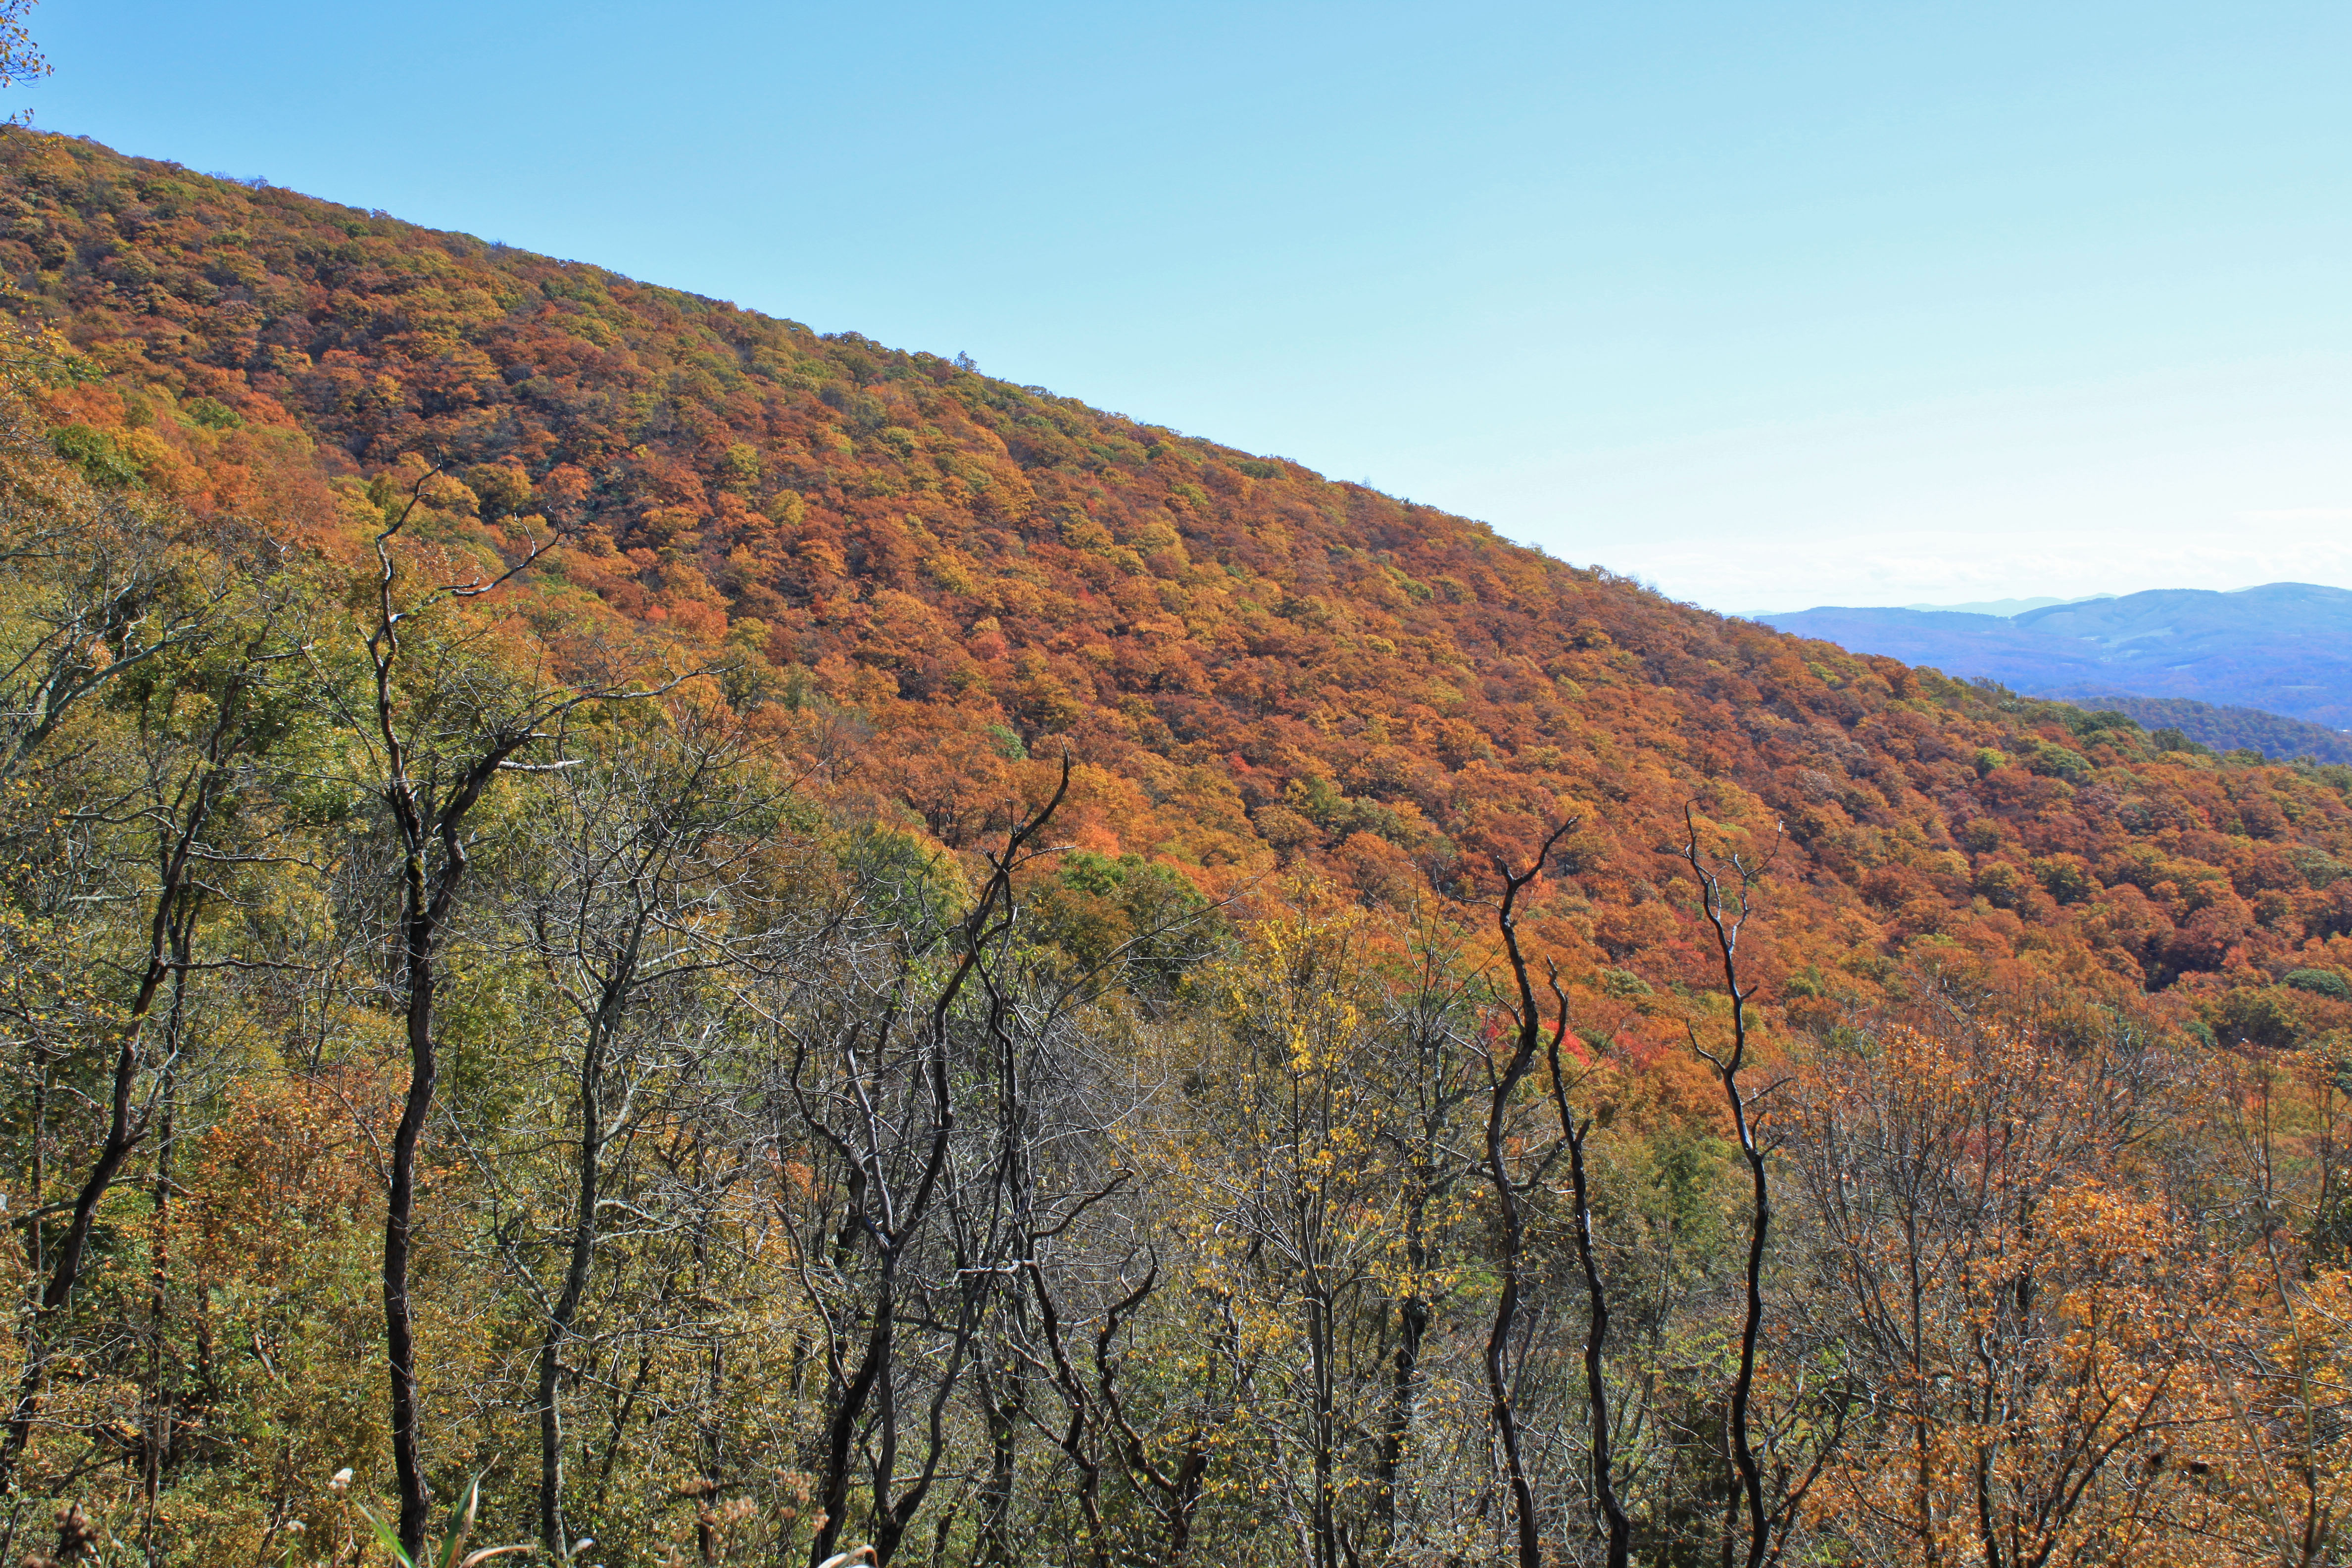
[4, 128, 2352, 1567]
[7, 131, 2351, 1019]
[2057, 692, 2352, 766]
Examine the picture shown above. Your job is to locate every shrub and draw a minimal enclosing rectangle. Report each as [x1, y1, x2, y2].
[2028, 742, 2093, 783]
[49, 422, 142, 487]
[2282, 968, 2351, 1000]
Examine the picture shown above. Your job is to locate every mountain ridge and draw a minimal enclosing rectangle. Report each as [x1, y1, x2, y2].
[8, 128, 2352, 1025]
[1764, 582, 2352, 729]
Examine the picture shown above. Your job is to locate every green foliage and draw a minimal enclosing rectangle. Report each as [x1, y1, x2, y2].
[49, 420, 142, 487]
[2283, 967, 2352, 1000]
[847, 823, 966, 941]
[182, 395, 244, 431]
[7, 129, 2352, 1567]
[2067, 707, 2144, 737]
[2209, 986, 2302, 1048]
[1973, 859, 2030, 909]
[353, 1472, 529, 1568]
[1281, 773, 1433, 851]
[2026, 741, 2093, 782]
[463, 461, 531, 522]
[2033, 853, 2097, 904]
[1029, 848, 1220, 990]
[1600, 967, 1654, 999]
[2114, 698, 2352, 764]
[718, 440, 763, 490]
[2291, 847, 2347, 888]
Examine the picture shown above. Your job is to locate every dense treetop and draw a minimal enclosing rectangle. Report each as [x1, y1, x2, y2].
[2057, 693, 2352, 767]
[6, 128, 2351, 1050]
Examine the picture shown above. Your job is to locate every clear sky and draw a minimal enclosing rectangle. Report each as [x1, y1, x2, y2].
[25, 1, 2352, 613]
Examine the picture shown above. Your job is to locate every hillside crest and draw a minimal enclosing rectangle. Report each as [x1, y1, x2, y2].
[7, 129, 2352, 1032]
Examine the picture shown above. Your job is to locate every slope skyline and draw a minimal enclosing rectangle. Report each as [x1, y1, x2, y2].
[26, 0, 2352, 612]
[13, 0, 2352, 1549]
[9, 124, 2347, 1002]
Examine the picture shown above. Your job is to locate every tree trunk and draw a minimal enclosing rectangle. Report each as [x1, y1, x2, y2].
[1673, 809, 1779, 1568]
[1565, 1121, 1631, 1567]
[385, 888, 442, 1556]
[809, 1273, 894, 1567]
[1308, 1288, 1338, 1568]
[973, 1359, 1023, 1568]
[1480, 819, 1579, 1568]
[539, 1013, 606, 1560]
[140, 951, 187, 1568]
[0, 865, 191, 1492]
[1376, 1288, 1427, 1546]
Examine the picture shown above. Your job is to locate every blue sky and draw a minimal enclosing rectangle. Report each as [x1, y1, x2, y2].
[28, 1, 2352, 612]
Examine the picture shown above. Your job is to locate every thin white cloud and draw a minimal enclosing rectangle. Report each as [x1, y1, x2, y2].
[1466, 355, 2352, 613]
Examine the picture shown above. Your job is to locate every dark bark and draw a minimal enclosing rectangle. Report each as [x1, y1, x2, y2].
[1375, 1290, 1428, 1543]
[1556, 1073, 1631, 1567]
[1022, 1260, 1113, 1568]
[1510, 942, 1633, 1568]
[1671, 806, 1778, 1568]
[1372, 971, 1474, 1552]
[538, 1000, 612, 1557]
[511, 725, 760, 1560]
[1307, 1285, 1338, 1568]
[379, 751, 574, 1558]
[383, 833, 453, 1556]
[1480, 819, 1577, 1568]
[1093, 1264, 1210, 1567]
[139, 942, 190, 1567]
[972, 1357, 1026, 1568]
[800, 763, 1069, 1567]
[364, 474, 590, 1557]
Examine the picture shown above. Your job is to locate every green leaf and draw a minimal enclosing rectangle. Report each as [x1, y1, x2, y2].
[437, 1473, 486, 1568]
[353, 1503, 417, 1568]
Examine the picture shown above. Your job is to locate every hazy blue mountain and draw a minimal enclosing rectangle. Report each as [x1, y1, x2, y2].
[1902, 594, 2107, 616]
[1762, 582, 2352, 730]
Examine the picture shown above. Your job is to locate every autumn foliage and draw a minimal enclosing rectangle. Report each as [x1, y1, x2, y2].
[2, 127, 2352, 1565]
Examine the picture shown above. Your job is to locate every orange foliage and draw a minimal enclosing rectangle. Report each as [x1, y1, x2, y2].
[6, 131, 2352, 1039]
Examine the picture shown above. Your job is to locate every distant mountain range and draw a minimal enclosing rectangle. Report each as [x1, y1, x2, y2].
[1899, 594, 2110, 617]
[1762, 583, 2352, 739]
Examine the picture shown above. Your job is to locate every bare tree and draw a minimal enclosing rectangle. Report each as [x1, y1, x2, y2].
[1488, 826, 1632, 1568]
[769, 762, 1068, 1566]
[0, 462, 228, 792]
[1666, 805, 1826, 1568]
[1021, 1244, 1233, 1568]
[1366, 936, 1483, 1561]
[952, 931, 1149, 1564]
[1479, 819, 1577, 1568]
[482, 706, 787, 1560]
[345, 471, 684, 1556]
